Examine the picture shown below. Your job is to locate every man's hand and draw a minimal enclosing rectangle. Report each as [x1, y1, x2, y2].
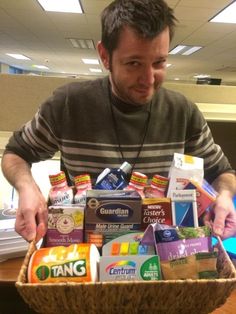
[204, 190, 236, 239]
[15, 185, 48, 242]
[1, 153, 48, 243]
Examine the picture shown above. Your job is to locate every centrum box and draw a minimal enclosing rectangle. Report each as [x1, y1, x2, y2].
[85, 190, 142, 249]
[100, 255, 161, 282]
[100, 233, 161, 282]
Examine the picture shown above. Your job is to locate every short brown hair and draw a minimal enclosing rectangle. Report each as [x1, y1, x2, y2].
[101, 0, 177, 54]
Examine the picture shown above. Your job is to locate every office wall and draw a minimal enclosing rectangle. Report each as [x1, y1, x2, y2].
[1, 74, 236, 132]
[0, 74, 84, 131]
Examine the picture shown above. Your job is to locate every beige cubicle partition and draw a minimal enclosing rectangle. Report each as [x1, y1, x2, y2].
[0, 74, 82, 132]
[1, 73, 236, 132]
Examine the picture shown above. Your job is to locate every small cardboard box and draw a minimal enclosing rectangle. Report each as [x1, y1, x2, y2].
[100, 232, 161, 282]
[142, 223, 212, 262]
[170, 190, 198, 227]
[45, 205, 84, 247]
[141, 198, 172, 230]
[85, 190, 142, 249]
[167, 153, 204, 197]
[100, 255, 161, 282]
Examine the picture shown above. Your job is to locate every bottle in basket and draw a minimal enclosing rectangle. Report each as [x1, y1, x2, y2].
[74, 174, 92, 205]
[95, 161, 132, 190]
[126, 171, 148, 198]
[49, 171, 73, 205]
[145, 174, 169, 198]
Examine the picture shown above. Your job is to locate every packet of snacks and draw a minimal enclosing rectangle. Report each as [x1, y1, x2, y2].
[161, 250, 218, 280]
[141, 223, 212, 262]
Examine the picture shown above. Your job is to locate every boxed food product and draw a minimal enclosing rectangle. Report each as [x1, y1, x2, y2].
[141, 197, 172, 230]
[141, 223, 212, 261]
[45, 205, 84, 247]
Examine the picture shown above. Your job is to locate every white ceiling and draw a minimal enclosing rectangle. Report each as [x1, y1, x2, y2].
[1, 0, 236, 84]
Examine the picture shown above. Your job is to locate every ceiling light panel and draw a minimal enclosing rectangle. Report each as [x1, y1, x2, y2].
[82, 58, 99, 65]
[210, 2, 236, 24]
[68, 39, 95, 49]
[32, 65, 49, 69]
[89, 68, 102, 73]
[194, 74, 211, 79]
[37, 0, 83, 13]
[182, 46, 202, 56]
[169, 45, 202, 56]
[6, 53, 31, 60]
[169, 45, 187, 55]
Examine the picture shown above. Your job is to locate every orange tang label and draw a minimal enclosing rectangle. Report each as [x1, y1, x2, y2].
[28, 243, 99, 283]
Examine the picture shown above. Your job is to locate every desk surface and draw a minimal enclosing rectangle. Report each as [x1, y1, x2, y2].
[0, 257, 236, 313]
[0, 257, 23, 283]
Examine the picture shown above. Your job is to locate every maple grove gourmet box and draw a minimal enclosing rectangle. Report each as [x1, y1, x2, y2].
[16, 237, 236, 314]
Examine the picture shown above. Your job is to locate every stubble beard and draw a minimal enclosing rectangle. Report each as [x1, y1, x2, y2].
[109, 73, 161, 106]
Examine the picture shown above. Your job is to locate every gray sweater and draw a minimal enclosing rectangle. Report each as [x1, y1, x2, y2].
[4, 76, 233, 184]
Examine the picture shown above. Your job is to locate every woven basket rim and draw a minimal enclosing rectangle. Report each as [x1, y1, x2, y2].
[16, 277, 236, 288]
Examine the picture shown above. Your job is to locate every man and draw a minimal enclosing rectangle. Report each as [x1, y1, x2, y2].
[1, 0, 236, 242]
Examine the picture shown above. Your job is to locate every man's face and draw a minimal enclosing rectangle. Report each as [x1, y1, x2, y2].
[98, 26, 170, 105]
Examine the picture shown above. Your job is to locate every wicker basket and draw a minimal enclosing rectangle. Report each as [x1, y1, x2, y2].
[16, 238, 236, 314]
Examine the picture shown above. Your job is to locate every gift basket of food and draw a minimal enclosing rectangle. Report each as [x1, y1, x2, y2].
[16, 154, 236, 314]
